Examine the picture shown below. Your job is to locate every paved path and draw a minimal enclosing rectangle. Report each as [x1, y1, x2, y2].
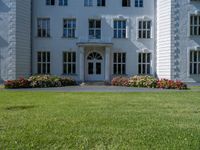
[3, 85, 199, 92]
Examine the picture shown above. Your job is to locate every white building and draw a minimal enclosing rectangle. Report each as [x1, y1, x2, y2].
[0, 0, 200, 82]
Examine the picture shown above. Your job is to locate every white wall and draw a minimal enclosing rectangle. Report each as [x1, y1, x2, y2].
[32, 0, 155, 80]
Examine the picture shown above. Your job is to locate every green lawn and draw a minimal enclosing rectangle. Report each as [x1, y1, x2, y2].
[0, 91, 200, 150]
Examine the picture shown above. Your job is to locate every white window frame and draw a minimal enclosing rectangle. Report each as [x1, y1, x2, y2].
[189, 50, 200, 75]
[122, 0, 131, 7]
[46, 0, 55, 5]
[135, 0, 143, 7]
[138, 52, 151, 75]
[63, 19, 76, 38]
[113, 52, 126, 75]
[137, 19, 152, 39]
[59, 0, 68, 6]
[89, 19, 101, 39]
[37, 18, 50, 38]
[84, 0, 93, 6]
[97, 0, 106, 6]
[190, 14, 200, 36]
[63, 52, 76, 75]
[37, 51, 51, 74]
[113, 20, 127, 39]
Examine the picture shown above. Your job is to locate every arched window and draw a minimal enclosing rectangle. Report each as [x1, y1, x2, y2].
[87, 52, 103, 60]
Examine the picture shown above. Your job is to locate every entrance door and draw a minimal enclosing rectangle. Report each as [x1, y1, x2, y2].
[85, 52, 104, 81]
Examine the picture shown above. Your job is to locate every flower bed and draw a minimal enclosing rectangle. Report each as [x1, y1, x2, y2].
[111, 75, 187, 90]
[4, 75, 76, 89]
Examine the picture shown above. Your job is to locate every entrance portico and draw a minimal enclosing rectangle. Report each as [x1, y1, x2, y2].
[77, 42, 112, 82]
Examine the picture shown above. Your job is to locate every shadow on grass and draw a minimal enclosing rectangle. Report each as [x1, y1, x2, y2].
[5, 105, 35, 111]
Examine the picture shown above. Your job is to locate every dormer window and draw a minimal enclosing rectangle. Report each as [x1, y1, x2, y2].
[46, 0, 55, 5]
[122, 0, 131, 7]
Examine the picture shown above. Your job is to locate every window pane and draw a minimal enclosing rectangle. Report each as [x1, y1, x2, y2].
[88, 63, 93, 74]
[96, 63, 101, 74]
[114, 64, 117, 74]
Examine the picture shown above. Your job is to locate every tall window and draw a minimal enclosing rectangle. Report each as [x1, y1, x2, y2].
[114, 20, 127, 38]
[135, 0, 143, 7]
[190, 51, 200, 75]
[46, 0, 55, 5]
[138, 53, 151, 74]
[85, 0, 93, 6]
[37, 18, 50, 38]
[190, 15, 200, 36]
[59, 0, 68, 6]
[138, 20, 151, 39]
[37, 52, 50, 74]
[63, 19, 76, 38]
[89, 19, 101, 39]
[97, 0, 106, 6]
[122, 0, 131, 7]
[113, 53, 126, 75]
[63, 52, 76, 74]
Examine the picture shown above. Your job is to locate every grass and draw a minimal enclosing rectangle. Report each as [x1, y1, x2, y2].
[190, 86, 200, 89]
[0, 91, 200, 150]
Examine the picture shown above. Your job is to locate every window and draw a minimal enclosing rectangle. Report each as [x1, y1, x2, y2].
[190, 51, 200, 75]
[113, 53, 126, 75]
[89, 19, 101, 39]
[37, 18, 50, 38]
[135, 0, 143, 7]
[122, 0, 131, 7]
[97, 0, 106, 6]
[59, 0, 68, 6]
[46, 0, 55, 5]
[63, 19, 76, 38]
[190, 15, 200, 36]
[85, 0, 93, 6]
[138, 20, 151, 39]
[138, 53, 151, 74]
[114, 20, 127, 38]
[63, 52, 76, 74]
[37, 52, 50, 74]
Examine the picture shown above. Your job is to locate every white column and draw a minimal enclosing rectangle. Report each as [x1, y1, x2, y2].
[105, 47, 111, 81]
[79, 47, 85, 82]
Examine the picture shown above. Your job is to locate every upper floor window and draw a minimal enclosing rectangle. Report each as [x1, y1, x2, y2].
[97, 0, 106, 6]
[89, 19, 101, 39]
[63, 19, 76, 38]
[135, 0, 143, 7]
[190, 15, 200, 36]
[85, 0, 93, 6]
[122, 0, 131, 7]
[138, 20, 151, 39]
[59, 0, 68, 6]
[113, 53, 126, 75]
[46, 0, 55, 5]
[37, 18, 50, 38]
[113, 20, 127, 38]
[190, 51, 200, 75]
[138, 53, 151, 74]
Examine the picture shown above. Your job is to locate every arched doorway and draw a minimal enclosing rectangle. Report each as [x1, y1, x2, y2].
[85, 51, 105, 81]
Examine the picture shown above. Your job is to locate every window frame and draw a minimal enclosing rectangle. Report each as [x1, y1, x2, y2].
[138, 52, 151, 75]
[59, 0, 68, 6]
[46, 0, 55, 6]
[137, 19, 152, 39]
[88, 19, 101, 39]
[122, 0, 131, 7]
[84, 0, 93, 7]
[37, 51, 51, 74]
[63, 52, 77, 75]
[37, 18, 50, 38]
[190, 14, 200, 36]
[97, 0, 106, 7]
[113, 20, 127, 39]
[63, 18, 76, 38]
[113, 52, 126, 75]
[135, 0, 143, 7]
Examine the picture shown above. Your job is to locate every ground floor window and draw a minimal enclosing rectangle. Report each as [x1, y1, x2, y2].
[113, 53, 126, 75]
[138, 53, 151, 74]
[37, 52, 50, 74]
[63, 52, 76, 74]
[190, 51, 200, 75]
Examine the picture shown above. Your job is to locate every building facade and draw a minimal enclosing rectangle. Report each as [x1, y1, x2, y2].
[0, 0, 200, 82]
